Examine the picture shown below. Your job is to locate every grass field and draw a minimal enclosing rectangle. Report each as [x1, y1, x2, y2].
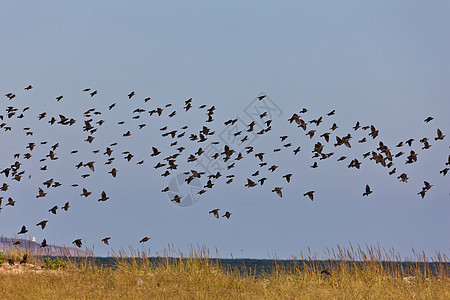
[0, 244, 448, 299]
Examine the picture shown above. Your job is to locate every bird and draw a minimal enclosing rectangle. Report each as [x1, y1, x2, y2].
[49, 205, 58, 214]
[98, 191, 109, 202]
[151, 147, 161, 157]
[171, 195, 181, 203]
[6, 197, 16, 206]
[209, 209, 220, 218]
[423, 181, 433, 191]
[101, 237, 111, 245]
[398, 173, 409, 182]
[272, 187, 283, 198]
[80, 188, 91, 197]
[280, 174, 291, 183]
[330, 123, 338, 131]
[20, 254, 28, 264]
[139, 237, 150, 243]
[303, 191, 315, 201]
[417, 190, 426, 199]
[320, 132, 330, 143]
[109, 168, 118, 177]
[18, 225, 28, 234]
[36, 220, 48, 229]
[62, 202, 70, 211]
[85, 161, 95, 172]
[435, 129, 445, 141]
[73, 239, 83, 248]
[40, 239, 48, 248]
[362, 185, 372, 196]
[222, 211, 232, 219]
[245, 178, 257, 188]
[306, 130, 316, 139]
[268, 165, 279, 172]
[258, 177, 267, 186]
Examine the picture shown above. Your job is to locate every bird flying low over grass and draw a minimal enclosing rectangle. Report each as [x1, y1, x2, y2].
[73, 239, 83, 248]
[139, 237, 150, 243]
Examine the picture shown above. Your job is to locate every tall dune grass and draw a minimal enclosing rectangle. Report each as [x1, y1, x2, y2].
[0, 244, 448, 299]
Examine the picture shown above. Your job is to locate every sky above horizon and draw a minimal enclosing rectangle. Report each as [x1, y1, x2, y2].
[1, 1, 449, 259]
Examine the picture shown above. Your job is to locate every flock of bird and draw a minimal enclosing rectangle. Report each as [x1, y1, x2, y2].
[1, 85, 449, 251]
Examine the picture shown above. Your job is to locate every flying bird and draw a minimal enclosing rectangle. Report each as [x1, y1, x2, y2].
[49, 205, 58, 214]
[139, 237, 150, 243]
[303, 191, 315, 201]
[151, 147, 161, 157]
[362, 185, 372, 196]
[40, 239, 48, 248]
[62, 202, 70, 211]
[80, 188, 91, 197]
[209, 209, 220, 218]
[282, 174, 292, 183]
[36, 220, 48, 230]
[98, 191, 109, 202]
[222, 211, 232, 219]
[73, 239, 83, 248]
[272, 187, 283, 198]
[18, 225, 28, 234]
[435, 129, 445, 141]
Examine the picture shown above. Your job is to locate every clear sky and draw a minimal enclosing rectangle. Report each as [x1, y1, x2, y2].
[1, 1, 449, 259]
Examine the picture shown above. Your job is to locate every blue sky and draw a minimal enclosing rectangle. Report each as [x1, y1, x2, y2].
[1, 1, 449, 258]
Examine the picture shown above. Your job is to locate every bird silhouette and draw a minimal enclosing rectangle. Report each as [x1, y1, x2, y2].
[80, 188, 91, 197]
[98, 191, 109, 202]
[18, 225, 28, 234]
[36, 220, 48, 229]
[222, 211, 232, 219]
[62, 202, 70, 211]
[209, 209, 220, 218]
[245, 178, 257, 188]
[49, 206, 58, 214]
[40, 239, 48, 248]
[272, 187, 283, 198]
[139, 237, 150, 243]
[303, 191, 315, 201]
[362, 185, 372, 196]
[435, 129, 445, 141]
[73, 239, 83, 248]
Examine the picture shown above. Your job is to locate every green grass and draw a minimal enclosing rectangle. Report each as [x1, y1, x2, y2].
[0, 244, 448, 299]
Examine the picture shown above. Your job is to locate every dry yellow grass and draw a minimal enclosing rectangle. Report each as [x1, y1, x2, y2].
[0, 244, 448, 299]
